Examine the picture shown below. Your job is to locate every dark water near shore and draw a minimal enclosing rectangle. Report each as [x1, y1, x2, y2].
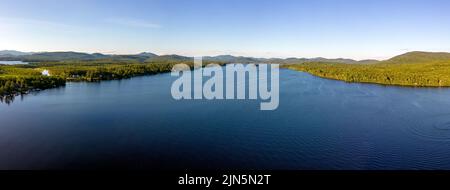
[2, 68, 450, 169]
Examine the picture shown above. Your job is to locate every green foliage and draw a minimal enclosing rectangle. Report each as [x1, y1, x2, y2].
[0, 59, 224, 96]
[286, 52, 450, 87]
[286, 61, 450, 87]
[0, 76, 65, 96]
[385, 51, 450, 65]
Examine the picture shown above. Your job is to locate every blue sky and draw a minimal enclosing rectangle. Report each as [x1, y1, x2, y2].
[0, 0, 449, 60]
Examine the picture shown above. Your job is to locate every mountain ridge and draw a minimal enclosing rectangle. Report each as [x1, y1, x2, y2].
[1, 50, 449, 65]
[0, 50, 376, 63]
[385, 51, 450, 64]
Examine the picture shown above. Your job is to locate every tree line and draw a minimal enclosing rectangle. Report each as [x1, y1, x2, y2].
[0, 60, 224, 97]
[286, 62, 450, 87]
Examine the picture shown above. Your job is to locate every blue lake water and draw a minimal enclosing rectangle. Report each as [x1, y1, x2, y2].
[0, 61, 28, 65]
[2, 68, 450, 169]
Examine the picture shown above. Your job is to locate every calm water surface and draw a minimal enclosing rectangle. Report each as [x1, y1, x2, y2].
[0, 61, 28, 65]
[2, 69, 450, 169]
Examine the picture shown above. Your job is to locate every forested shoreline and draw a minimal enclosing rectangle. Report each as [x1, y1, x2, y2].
[0, 60, 223, 99]
[286, 62, 450, 87]
[3, 51, 450, 102]
[285, 52, 450, 87]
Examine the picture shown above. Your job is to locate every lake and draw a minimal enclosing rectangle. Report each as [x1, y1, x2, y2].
[1, 68, 450, 169]
[0, 61, 28, 65]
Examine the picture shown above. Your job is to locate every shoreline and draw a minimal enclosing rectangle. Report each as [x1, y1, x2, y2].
[0, 71, 173, 102]
[2, 62, 450, 103]
[284, 62, 450, 88]
[289, 69, 450, 89]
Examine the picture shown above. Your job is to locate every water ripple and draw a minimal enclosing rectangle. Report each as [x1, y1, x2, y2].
[408, 114, 450, 141]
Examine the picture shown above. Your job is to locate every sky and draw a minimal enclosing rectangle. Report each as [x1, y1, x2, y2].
[0, 0, 449, 60]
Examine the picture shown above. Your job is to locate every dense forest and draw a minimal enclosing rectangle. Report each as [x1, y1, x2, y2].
[0, 76, 65, 96]
[286, 52, 450, 87]
[3, 51, 450, 99]
[0, 59, 223, 98]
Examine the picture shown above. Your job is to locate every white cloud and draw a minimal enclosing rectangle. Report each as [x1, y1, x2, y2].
[105, 18, 161, 29]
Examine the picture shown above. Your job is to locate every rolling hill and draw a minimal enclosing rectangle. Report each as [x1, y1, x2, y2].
[0, 50, 32, 57]
[286, 51, 450, 87]
[0, 50, 380, 64]
[385, 51, 450, 64]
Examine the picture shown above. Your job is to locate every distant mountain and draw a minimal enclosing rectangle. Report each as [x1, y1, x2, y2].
[204, 55, 260, 63]
[203, 55, 366, 64]
[0, 50, 161, 62]
[19, 52, 109, 61]
[308, 57, 357, 63]
[147, 54, 192, 62]
[204, 55, 237, 62]
[297, 57, 379, 64]
[385, 51, 450, 64]
[0, 50, 32, 57]
[110, 53, 157, 62]
[357, 59, 380, 64]
[0, 50, 384, 64]
[259, 57, 365, 64]
[137, 52, 157, 57]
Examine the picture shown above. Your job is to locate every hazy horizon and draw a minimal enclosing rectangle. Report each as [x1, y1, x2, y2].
[1, 0, 449, 60]
[1, 49, 443, 62]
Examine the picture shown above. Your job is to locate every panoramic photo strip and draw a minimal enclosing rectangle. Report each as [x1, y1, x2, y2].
[1, 0, 450, 188]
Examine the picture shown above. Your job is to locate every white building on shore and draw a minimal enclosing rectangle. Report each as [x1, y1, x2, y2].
[42, 70, 50, 76]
